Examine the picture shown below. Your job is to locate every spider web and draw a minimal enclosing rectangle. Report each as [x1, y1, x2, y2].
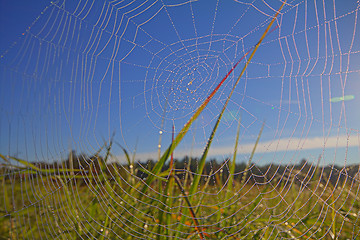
[1, 0, 360, 239]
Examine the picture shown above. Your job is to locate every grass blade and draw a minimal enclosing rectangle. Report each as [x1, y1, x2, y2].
[4, 155, 41, 172]
[240, 121, 265, 186]
[2, 176, 11, 213]
[189, 112, 222, 200]
[226, 115, 242, 200]
[173, 175, 205, 240]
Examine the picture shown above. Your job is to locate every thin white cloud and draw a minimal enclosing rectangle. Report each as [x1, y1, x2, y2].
[209, 134, 358, 155]
[113, 134, 359, 162]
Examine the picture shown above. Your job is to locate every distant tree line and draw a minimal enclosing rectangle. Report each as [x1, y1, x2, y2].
[3, 151, 359, 188]
[138, 157, 360, 187]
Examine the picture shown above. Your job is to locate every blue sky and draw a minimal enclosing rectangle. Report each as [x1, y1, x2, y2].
[0, 0, 359, 166]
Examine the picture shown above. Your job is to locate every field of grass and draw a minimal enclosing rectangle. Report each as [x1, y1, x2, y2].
[1, 151, 359, 239]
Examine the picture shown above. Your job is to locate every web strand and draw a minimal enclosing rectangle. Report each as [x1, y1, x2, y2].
[0, 0, 359, 239]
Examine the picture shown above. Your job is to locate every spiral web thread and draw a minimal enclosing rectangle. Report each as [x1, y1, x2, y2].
[0, 0, 360, 239]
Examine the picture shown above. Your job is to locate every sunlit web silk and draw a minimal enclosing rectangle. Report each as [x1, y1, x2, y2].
[0, 0, 360, 239]
[1, 0, 359, 158]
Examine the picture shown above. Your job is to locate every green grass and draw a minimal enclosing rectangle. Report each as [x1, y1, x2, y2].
[1, 158, 359, 239]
